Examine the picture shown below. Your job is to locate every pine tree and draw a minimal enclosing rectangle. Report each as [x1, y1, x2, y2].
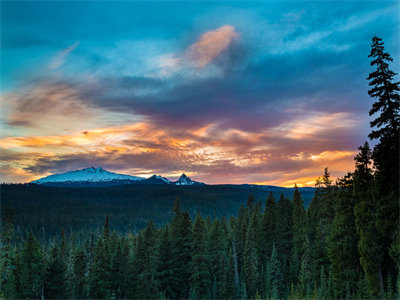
[207, 219, 227, 298]
[156, 227, 176, 298]
[291, 185, 306, 283]
[190, 214, 211, 299]
[15, 231, 44, 299]
[327, 173, 360, 297]
[277, 193, 293, 293]
[73, 247, 88, 299]
[170, 200, 193, 298]
[297, 236, 314, 298]
[353, 142, 382, 297]
[270, 244, 283, 298]
[367, 36, 400, 282]
[0, 207, 17, 299]
[242, 218, 259, 298]
[367, 36, 400, 141]
[44, 245, 68, 299]
[261, 192, 278, 259]
[90, 238, 110, 298]
[134, 221, 159, 298]
[307, 168, 335, 276]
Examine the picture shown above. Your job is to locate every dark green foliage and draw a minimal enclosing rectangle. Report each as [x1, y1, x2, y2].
[190, 214, 211, 299]
[261, 192, 278, 259]
[73, 247, 88, 299]
[156, 227, 176, 298]
[1, 183, 315, 241]
[44, 245, 67, 299]
[353, 142, 382, 297]
[327, 173, 360, 297]
[291, 185, 306, 284]
[367, 36, 400, 297]
[270, 244, 283, 298]
[15, 231, 44, 299]
[0, 208, 17, 299]
[170, 200, 193, 298]
[242, 215, 259, 298]
[308, 168, 335, 275]
[277, 193, 293, 292]
[297, 236, 314, 298]
[134, 221, 159, 298]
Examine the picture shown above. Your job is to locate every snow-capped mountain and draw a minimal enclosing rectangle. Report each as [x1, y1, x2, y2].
[174, 174, 204, 186]
[143, 175, 172, 185]
[31, 167, 145, 184]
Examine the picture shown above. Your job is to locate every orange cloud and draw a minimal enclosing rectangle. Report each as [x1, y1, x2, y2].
[188, 25, 238, 68]
[0, 116, 358, 186]
[155, 25, 238, 76]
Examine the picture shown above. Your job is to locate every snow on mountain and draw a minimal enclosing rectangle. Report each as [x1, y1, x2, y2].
[143, 175, 172, 184]
[174, 174, 204, 186]
[31, 167, 145, 184]
[153, 175, 171, 184]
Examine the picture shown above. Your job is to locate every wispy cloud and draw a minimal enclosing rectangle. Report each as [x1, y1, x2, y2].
[48, 41, 80, 69]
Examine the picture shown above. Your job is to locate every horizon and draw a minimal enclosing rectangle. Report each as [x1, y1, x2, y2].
[13, 165, 316, 188]
[1, 1, 399, 186]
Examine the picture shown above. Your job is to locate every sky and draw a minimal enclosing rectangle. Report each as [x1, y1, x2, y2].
[1, 1, 399, 186]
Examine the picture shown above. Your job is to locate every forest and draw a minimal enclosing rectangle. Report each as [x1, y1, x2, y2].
[0, 183, 315, 243]
[0, 37, 399, 299]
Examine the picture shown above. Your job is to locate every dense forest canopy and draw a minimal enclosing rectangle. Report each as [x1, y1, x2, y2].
[0, 183, 315, 243]
[0, 36, 399, 300]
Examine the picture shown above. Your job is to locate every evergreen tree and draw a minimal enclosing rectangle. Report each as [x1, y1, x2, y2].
[291, 185, 306, 283]
[207, 219, 227, 298]
[277, 193, 293, 292]
[270, 244, 283, 298]
[261, 192, 278, 259]
[242, 217, 259, 298]
[0, 207, 17, 299]
[90, 238, 110, 298]
[15, 231, 44, 299]
[353, 142, 383, 297]
[170, 199, 193, 298]
[190, 214, 211, 299]
[134, 221, 159, 298]
[44, 245, 68, 299]
[327, 173, 360, 297]
[73, 247, 88, 299]
[367, 36, 400, 286]
[297, 236, 314, 298]
[308, 168, 335, 275]
[156, 227, 176, 298]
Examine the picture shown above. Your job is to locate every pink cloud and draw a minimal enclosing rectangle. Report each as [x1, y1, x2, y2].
[188, 25, 238, 68]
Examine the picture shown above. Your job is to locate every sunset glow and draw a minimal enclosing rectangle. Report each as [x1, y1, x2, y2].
[1, 1, 398, 185]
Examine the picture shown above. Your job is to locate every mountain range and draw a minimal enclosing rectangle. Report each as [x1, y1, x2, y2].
[30, 167, 315, 192]
[31, 167, 205, 186]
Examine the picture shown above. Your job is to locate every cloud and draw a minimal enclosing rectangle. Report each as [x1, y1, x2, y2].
[49, 41, 80, 69]
[0, 114, 360, 185]
[188, 25, 238, 68]
[3, 2, 397, 185]
[155, 25, 239, 77]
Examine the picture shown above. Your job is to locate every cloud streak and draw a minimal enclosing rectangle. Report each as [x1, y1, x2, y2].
[49, 41, 80, 69]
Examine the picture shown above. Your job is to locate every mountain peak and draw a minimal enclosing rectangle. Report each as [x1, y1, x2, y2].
[31, 167, 144, 184]
[175, 173, 204, 186]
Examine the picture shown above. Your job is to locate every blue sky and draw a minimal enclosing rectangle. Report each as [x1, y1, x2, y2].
[1, 1, 399, 185]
